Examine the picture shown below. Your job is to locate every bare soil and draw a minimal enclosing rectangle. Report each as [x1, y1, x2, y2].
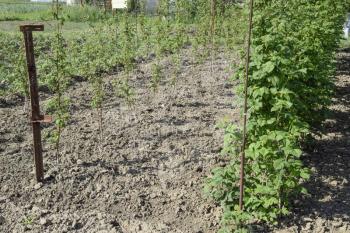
[0, 50, 238, 233]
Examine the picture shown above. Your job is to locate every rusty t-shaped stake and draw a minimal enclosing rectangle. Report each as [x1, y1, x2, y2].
[20, 24, 52, 182]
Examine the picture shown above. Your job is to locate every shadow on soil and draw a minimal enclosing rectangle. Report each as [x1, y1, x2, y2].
[275, 48, 350, 232]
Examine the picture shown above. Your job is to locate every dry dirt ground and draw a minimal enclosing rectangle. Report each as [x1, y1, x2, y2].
[0, 48, 349, 233]
[0, 50, 238, 233]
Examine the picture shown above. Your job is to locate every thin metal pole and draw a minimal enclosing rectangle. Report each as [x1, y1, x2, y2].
[239, 0, 254, 211]
[20, 24, 51, 183]
[211, 0, 216, 39]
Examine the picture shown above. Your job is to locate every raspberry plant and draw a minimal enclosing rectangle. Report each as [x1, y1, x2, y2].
[8, 37, 30, 111]
[0, 33, 30, 110]
[80, 25, 108, 144]
[113, 9, 136, 107]
[43, 0, 71, 159]
[192, 0, 213, 65]
[150, 0, 169, 92]
[169, 0, 189, 87]
[206, 0, 350, 231]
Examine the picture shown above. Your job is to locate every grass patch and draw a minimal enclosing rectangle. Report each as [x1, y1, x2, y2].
[0, 4, 52, 21]
[0, 1, 110, 22]
[0, 21, 90, 38]
[0, 0, 30, 2]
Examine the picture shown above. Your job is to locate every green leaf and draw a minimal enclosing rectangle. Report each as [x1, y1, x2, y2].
[262, 61, 275, 74]
[273, 159, 285, 170]
[300, 170, 310, 180]
[301, 187, 309, 195]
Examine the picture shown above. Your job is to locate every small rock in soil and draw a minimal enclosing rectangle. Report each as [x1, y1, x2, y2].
[303, 217, 313, 222]
[330, 180, 338, 186]
[34, 182, 43, 190]
[76, 159, 84, 165]
[39, 218, 49, 225]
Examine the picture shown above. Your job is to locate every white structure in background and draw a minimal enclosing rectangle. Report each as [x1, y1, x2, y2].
[67, 0, 79, 5]
[112, 0, 158, 12]
[344, 14, 350, 39]
[112, 0, 127, 9]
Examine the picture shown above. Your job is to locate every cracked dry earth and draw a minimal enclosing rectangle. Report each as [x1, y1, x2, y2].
[0, 50, 239, 233]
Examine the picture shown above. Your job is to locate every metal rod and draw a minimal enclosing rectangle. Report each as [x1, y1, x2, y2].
[211, 0, 216, 40]
[239, 0, 254, 211]
[20, 24, 48, 183]
[210, 0, 216, 74]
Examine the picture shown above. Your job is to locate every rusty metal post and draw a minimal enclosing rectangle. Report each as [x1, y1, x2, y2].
[239, 0, 254, 211]
[20, 24, 52, 183]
